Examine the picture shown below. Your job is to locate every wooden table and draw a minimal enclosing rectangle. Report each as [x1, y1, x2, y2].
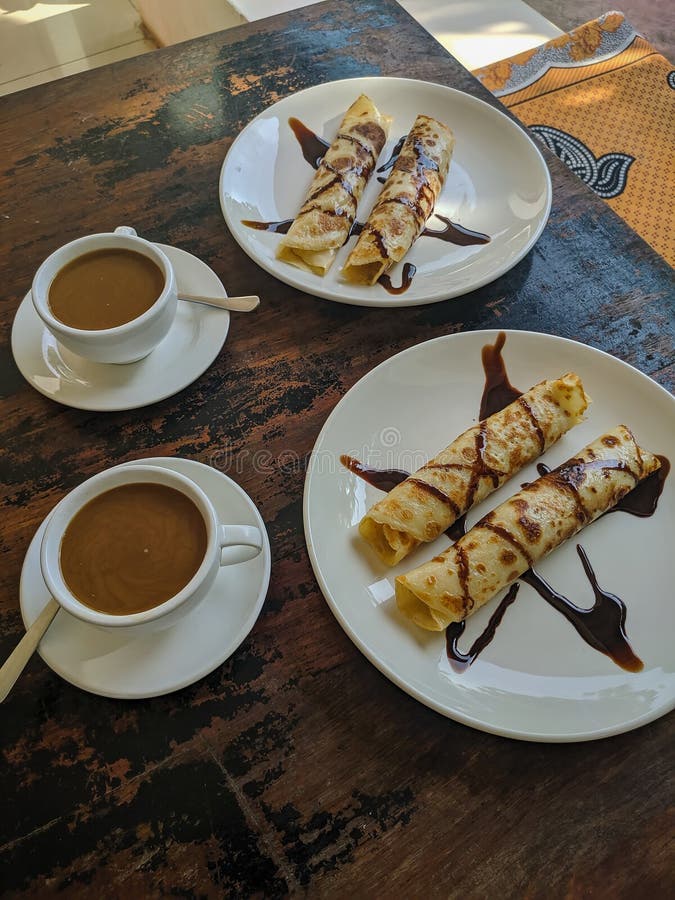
[1, 1, 673, 895]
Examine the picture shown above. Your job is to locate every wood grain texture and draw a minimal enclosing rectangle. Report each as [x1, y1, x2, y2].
[0, 1, 673, 896]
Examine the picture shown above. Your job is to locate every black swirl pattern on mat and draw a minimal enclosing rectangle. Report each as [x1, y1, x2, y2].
[668, 70, 675, 89]
[531, 125, 635, 199]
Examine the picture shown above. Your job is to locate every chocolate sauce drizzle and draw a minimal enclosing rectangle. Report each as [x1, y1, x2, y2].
[445, 514, 468, 543]
[279, 118, 376, 237]
[376, 133, 490, 245]
[242, 215, 490, 250]
[378, 263, 417, 295]
[421, 215, 490, 247]
[342, 331, 668, 673]
[288, 116, 329, 169]
[339, 454, 408, 492]
[241, 218, 293, 234]
[531, 451, 664, 521]
[240, 121, 491, 290]
[479, 331, 522, 419]
[606, 454, 670, 517]
[363, 134, 437, 292]
[446, 583, 520, 672]
[412, 138, 440, 175]
[376, 134, 406, 182]
[520, 550, 643, 673]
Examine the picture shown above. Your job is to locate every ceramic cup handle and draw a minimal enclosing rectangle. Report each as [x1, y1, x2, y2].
[218, 524, 263, 565]
[114, 226, 137, 237]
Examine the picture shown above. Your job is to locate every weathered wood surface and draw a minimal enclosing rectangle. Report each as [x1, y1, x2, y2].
[0, 1, 673, 896]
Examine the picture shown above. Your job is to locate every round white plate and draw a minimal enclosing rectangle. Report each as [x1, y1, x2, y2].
[303, 330, 675, 741]
[220, 76, 551, 307]
[11, 244, 230, 411]
[20, 457, 271, 699]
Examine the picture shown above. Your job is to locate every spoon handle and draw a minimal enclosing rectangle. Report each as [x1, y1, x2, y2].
[180, 293, 260, 312]
[0, 598, 60, 702]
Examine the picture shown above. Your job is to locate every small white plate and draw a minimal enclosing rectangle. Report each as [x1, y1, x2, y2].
[20, 457, 271, 700]
[11, 244, 230, 411]
[220, 76, 551, 307]
[303, 330, 675, 741]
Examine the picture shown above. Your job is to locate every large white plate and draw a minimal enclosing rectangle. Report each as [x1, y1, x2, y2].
[303, 330, 675, 741]
[220, 77, 551, 307]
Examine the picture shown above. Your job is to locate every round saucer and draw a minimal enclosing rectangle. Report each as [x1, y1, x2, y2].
[20, 457, 271, 699]
[11, 244, 230, 411]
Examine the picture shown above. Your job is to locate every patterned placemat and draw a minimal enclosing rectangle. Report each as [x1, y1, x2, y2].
[473, 11, 675, 266]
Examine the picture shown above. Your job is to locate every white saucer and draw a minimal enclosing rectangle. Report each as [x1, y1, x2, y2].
[11, 244, 230, 411]
[20, 457, 271, 699]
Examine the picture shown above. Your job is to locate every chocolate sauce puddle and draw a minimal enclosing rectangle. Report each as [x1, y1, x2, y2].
[342, 332, 667, 673]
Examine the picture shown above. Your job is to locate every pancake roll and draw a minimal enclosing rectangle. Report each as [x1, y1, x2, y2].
[277, 95, 390, 275]
[396, 425, 661, 631]
[359, 373, 589, 566]
[341, 114, 454, 284]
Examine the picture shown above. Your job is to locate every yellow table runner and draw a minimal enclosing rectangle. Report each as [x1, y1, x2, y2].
[473, 11, 675, 266]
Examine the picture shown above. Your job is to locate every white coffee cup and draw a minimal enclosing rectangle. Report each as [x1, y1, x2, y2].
[31, 226, 177, 364]
[40, 464, 263, 633]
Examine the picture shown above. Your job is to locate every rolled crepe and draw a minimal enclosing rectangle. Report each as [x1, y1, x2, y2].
[396, 425, 661, 631]
[277, 94, 390, 275]
[341, 114, 455, 284]
[359, 373, 589, 566]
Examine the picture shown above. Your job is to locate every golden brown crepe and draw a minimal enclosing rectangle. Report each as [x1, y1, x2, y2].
[341, 114, 455, 284]
[396, 425, 661, 631]
[277, 95, 390, 275]
[359, 373, 589, 566]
